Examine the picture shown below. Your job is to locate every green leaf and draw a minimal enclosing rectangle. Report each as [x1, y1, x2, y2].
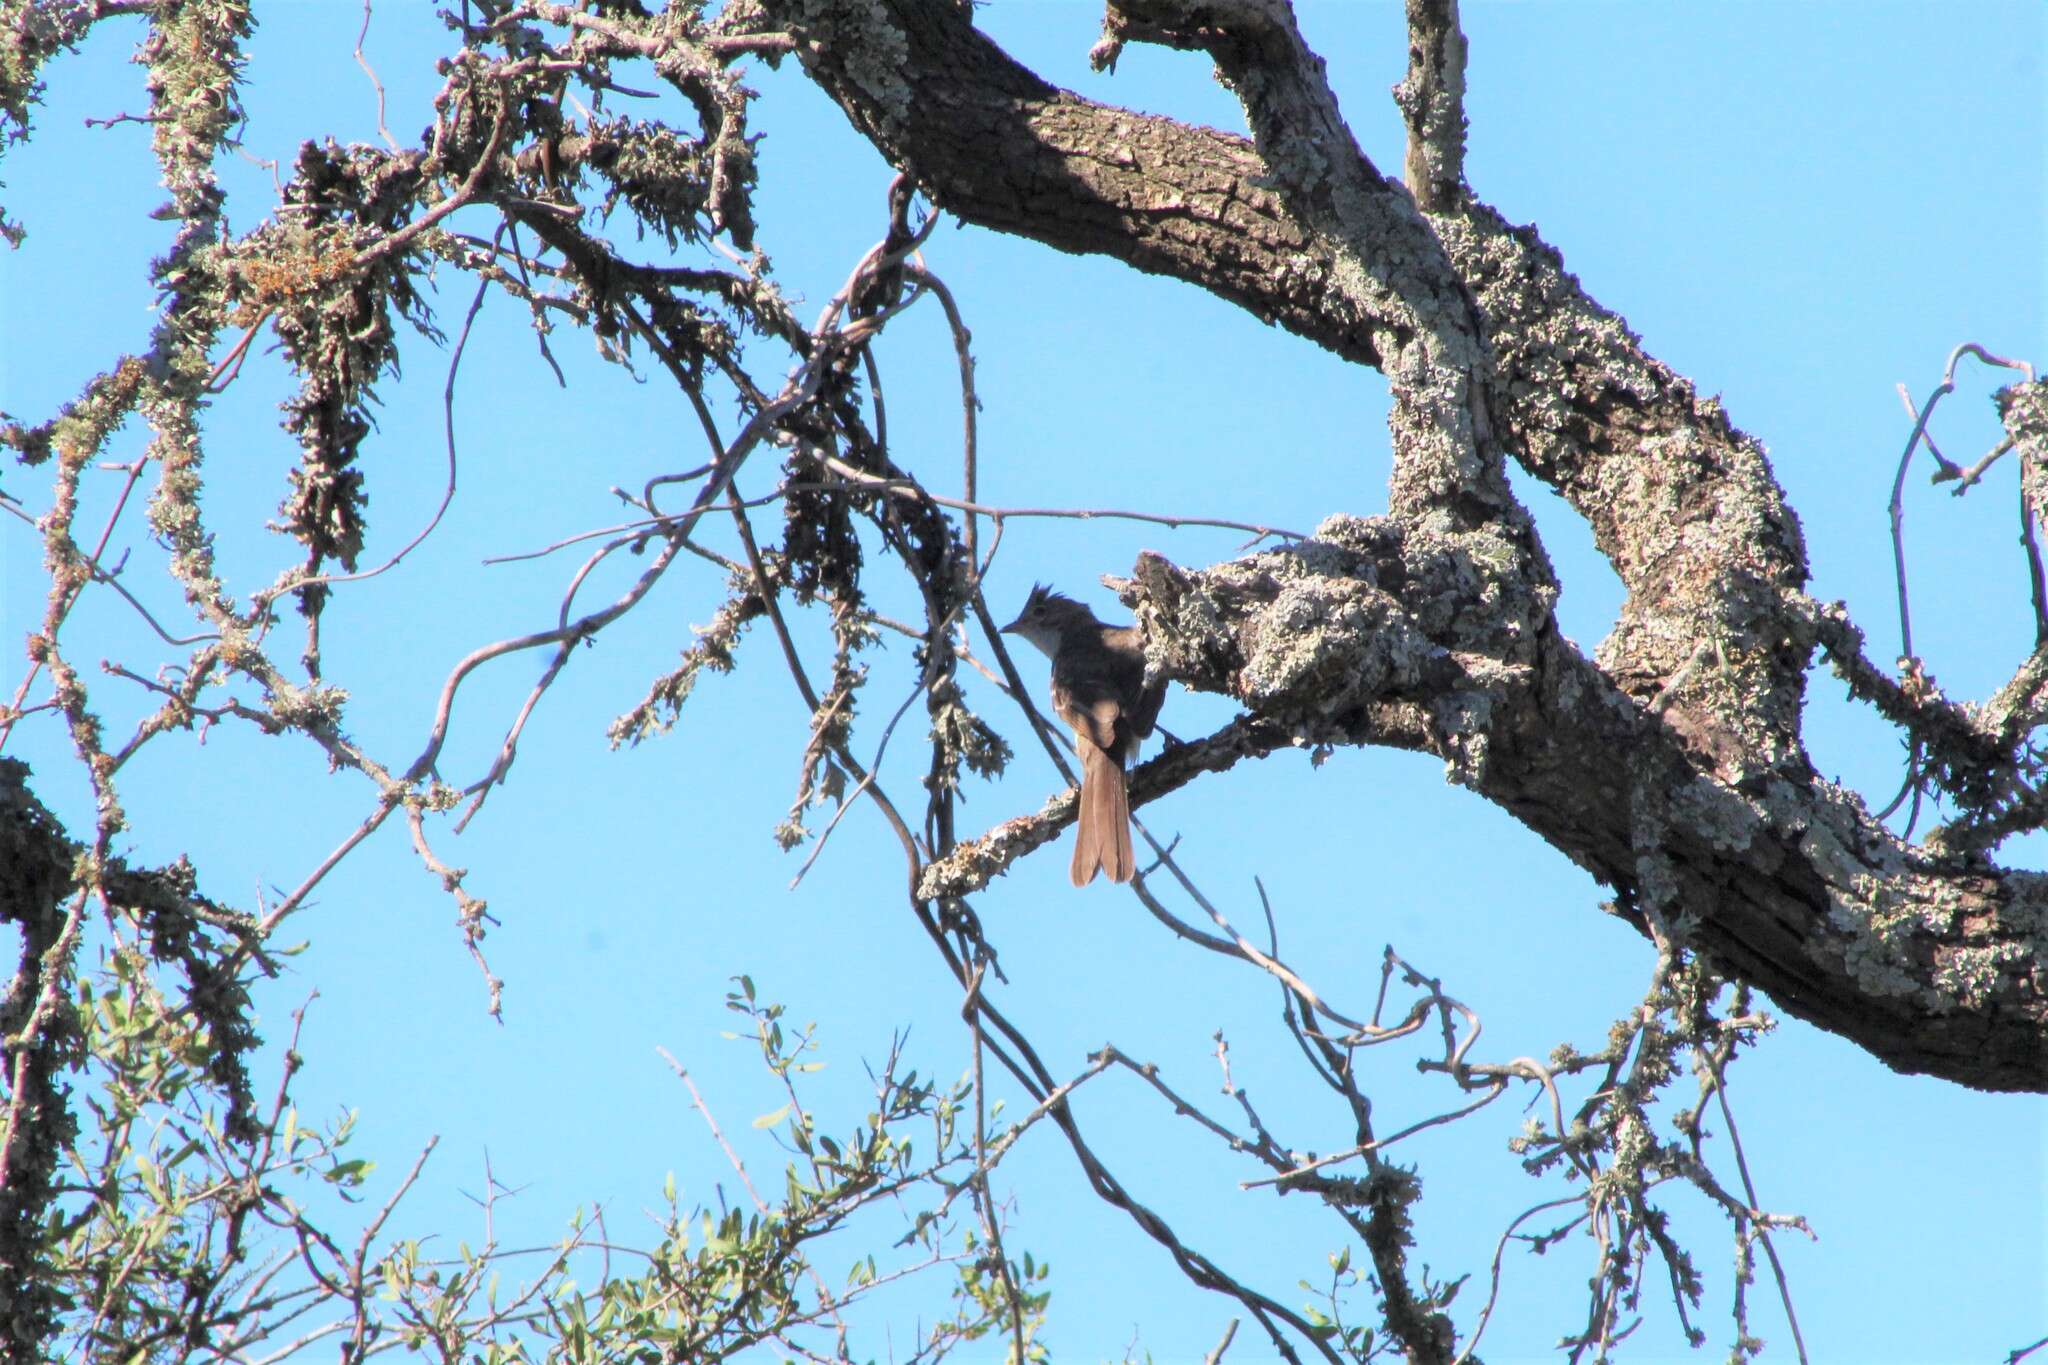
[752, 1103, 792, 1129]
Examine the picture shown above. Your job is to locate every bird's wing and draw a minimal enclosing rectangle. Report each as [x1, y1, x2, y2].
[1051, 674, 1123, 753]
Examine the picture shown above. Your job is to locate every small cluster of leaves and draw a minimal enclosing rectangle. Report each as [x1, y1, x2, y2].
[0, 763, 282, 1359]
[1298, 1245, 1387, 1360]
[47, 955, 371, 1360]
[490, 978, 1049, 1362]
[18, 948, 1051, 1361]
[952, 1229, 1052, 1362]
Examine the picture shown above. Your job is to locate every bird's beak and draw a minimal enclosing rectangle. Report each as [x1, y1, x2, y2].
[998, 613, 1023, 635]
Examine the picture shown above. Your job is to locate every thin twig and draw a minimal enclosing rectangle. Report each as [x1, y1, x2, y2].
[354, 0, 398, 151]
[815, 455, 1304, 542]
[658, 1048, 771, 1214]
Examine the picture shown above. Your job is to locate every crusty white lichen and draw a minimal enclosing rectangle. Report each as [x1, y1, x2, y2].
[1931, 941, 2028, 1009]
[1792, 779, 2040, 1013]
[1823, 871, 1937, 1004]
[787, 0, 912, 140]
[1665, 777, 1759, 854]
[1795, 784, 1933, 1002]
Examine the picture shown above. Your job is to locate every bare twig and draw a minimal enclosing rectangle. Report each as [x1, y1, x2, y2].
[658, 1048, 771, 1215]
[354, 0, 399, 151]
[815, 455, 1304, 543]
[962, 966, 1031, 1363]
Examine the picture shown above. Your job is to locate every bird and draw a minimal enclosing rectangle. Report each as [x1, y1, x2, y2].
[1001, 584, 1167, 885]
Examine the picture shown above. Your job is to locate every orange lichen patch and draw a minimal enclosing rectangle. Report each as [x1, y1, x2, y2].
[227, 237, 360, 319]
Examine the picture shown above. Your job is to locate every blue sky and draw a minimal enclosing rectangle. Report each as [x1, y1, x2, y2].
[3, 3, 2043, 1361]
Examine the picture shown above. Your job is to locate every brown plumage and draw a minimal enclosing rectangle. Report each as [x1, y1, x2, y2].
[1001, 585, 1167, 885]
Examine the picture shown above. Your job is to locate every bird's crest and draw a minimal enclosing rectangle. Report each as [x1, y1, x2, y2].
[1021, 582, 1081, 616]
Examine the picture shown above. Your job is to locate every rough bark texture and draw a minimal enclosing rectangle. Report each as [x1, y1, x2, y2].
[776, 0, 2047, 1092]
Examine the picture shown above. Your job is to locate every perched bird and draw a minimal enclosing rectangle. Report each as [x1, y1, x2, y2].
[1001, 585, 1167, 885]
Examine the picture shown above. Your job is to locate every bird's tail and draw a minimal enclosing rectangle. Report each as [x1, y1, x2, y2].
[1072, 740, 1136, 886]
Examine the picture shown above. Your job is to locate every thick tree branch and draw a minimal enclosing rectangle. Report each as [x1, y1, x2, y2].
[751, 0, 2048, 1081]
[768, 0, 1810, 766]
[943, 510, 2046, 1088]
[1124, 529, 2046, 1092]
